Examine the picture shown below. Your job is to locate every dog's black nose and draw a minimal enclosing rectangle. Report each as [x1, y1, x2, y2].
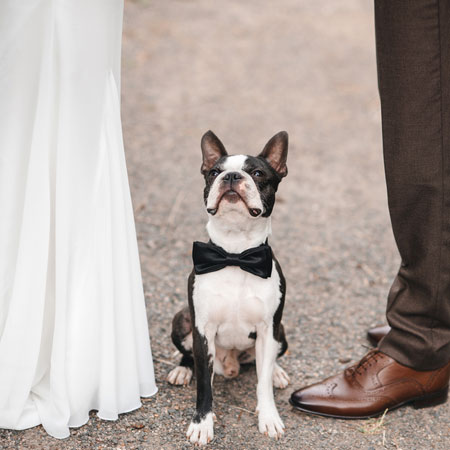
[223, 172, 242, 182]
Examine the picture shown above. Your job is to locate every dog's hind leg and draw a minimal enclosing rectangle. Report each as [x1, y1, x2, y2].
[167, 307, 194, 385]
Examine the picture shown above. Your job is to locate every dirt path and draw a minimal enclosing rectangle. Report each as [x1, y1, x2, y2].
[2, 1, 448, 449]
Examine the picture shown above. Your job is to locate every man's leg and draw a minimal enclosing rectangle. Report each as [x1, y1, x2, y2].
[290, 0, 450, 418]
[376, 0, 450, 370]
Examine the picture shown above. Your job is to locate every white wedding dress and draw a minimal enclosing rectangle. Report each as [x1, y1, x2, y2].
[0, 0, 157, 439]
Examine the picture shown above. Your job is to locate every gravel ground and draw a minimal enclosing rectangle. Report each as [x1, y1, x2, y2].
[1, 0, 449, 449]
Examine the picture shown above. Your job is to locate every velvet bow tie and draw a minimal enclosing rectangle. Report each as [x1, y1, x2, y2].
[192, 240, 273, 279]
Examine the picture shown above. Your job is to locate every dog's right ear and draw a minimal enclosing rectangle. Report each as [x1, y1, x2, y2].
[201, 131, 228, 175]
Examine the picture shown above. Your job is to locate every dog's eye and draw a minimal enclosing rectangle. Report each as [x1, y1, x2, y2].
[252, 170, 264, 177]
[209, 169, 220, 177]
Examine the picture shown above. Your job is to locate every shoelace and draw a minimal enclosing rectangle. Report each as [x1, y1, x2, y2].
[346, 350, 383, 377]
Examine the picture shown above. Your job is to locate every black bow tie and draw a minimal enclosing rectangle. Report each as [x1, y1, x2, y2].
[192, 240, 273, 279]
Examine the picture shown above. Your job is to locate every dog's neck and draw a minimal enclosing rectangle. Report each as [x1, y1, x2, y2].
[206, 213, 272, 254]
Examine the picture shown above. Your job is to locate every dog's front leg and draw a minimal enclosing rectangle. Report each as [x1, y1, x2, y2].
[255, 323, 285, 439]
[186, 325, 216, 446]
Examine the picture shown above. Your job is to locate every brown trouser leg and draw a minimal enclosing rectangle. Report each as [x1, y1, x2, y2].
[375, 0, 450, 370]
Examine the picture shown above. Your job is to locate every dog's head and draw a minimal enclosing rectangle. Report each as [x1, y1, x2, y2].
[200, 131, 288, 220]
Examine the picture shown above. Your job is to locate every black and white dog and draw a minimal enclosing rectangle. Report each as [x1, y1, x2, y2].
[168, 131, 289, 445]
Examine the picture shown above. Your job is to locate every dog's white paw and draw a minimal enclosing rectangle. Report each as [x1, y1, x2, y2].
[258, 409, 285, 439]
[272, 364, 290, 389]
[186, 412, 214, 446]
[167, 366, 192, 385]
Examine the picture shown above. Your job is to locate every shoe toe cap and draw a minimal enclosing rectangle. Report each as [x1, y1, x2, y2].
[290, 383, 331, 409]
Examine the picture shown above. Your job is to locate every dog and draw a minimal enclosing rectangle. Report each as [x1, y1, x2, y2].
[167, 130, 289, 445]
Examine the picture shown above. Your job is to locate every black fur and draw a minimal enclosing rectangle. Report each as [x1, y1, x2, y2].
[202, 155, 228, 205]
[170, 308, 194, 369]
[243, 156, 283, 217]
[191, 326, 214, 423]
[187, 270, 214, 423]
[272, 256, 287, 350]
[276, 323, 288, 358]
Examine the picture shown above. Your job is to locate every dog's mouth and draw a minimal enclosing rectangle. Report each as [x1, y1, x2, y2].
[222, 189, 240, 201]
[207, 189, 262, 217]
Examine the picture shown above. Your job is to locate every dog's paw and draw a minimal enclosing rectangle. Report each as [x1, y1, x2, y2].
[272, 364, 290, 389]
[167, 366, 193, 385]
[186, 412, 214, 445]
[258, 409, 285, 439]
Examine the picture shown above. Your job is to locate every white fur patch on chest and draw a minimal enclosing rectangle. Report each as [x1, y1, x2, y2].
[193, 262, 281, 350]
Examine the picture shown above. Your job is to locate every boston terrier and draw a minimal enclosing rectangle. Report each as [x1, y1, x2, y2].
[167, 131, 289, 445]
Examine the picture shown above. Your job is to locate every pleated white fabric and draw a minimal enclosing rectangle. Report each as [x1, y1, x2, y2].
[0, 0, 157, 439]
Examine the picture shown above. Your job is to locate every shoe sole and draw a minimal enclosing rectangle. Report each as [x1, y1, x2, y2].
[289, 386, 448, 420]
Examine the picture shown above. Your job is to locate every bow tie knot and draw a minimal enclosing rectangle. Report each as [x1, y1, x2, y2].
[192, 241, 273, 279]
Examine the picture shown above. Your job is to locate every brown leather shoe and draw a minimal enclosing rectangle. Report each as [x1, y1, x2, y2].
[290, 350, 450, 419]
[367, 324, 391, 346]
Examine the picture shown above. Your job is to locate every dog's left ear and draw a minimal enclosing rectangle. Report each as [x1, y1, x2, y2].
[201, 130, 228, 175]
[258, 131, 288, 178]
